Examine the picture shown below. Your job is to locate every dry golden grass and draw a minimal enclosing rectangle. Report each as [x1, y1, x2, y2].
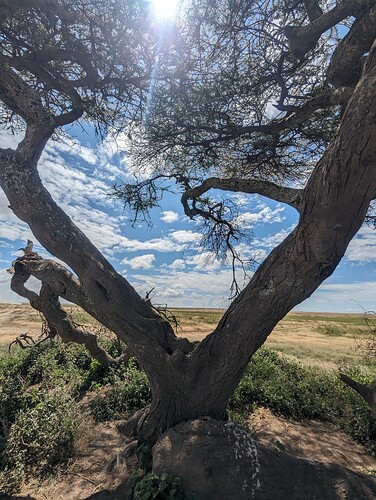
[1, 303, 373, 370]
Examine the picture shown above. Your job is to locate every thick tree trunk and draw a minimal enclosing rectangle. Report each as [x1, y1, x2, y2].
[122, 38, 376, 443]
[0, 12, 375, 457]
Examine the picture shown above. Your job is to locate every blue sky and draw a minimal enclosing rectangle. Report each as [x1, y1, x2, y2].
[0, 124, 375, 313]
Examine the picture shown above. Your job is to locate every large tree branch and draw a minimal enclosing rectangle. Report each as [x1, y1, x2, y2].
[327, 5, 376, 87]
[172, 86, 352, 146]
[9, 259, 124, 366]
[8, 249, 88, 310]
[303, 0, 323, 22]
[0, 57, 84, 131]
[0, 58, 52, 126]
[181, 178, 304, 215]
[284, 0, 374, 59]
[339, 374, 376, 414]
[0, 135, 178, 375]
[186, 38, 376, 414]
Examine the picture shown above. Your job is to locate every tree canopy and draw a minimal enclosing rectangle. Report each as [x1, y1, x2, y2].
[116, 0, 375, 271]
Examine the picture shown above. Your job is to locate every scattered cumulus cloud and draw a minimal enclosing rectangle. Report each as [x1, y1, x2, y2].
[45, 137, 97, 165]
[168, 259, 186, 270]
[185, 251, 221, 270]
[254, 224, 297, 249]
[234, 205, 285, 229]
[130, 268, 240, 308]
[295, 281, 376, 313]
[169, 230, 201, 243]
[161, 211, 179, 223]
[122, 253, 156, 269]
[345, 226, 376, 263]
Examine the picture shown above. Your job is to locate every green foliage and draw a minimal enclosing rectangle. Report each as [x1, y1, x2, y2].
[132, 473, 195, 500]
[2, 340, 376, 494]
[316, 324, 347, 336]
[90, 360, 151, 421]
[229, 349, 376, 453]
[0, 388, 79, 493]
[0, 339, 125, 494]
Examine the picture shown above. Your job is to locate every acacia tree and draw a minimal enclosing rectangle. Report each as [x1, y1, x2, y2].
[0, 0, 376, 483]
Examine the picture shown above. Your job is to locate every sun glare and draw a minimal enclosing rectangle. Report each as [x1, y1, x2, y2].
[151, 0, 178, 22]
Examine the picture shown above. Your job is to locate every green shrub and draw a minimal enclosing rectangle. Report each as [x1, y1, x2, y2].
[90, 361, 151, 421]
[132, 473, 195, 500]
[0, 388, 82, 494]
[316, 324, 347, 336]
[229, 349, 376, 453]
[0, 341, 104, 494]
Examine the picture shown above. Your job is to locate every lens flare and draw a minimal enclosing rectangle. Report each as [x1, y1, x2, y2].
[150, 0, 178, 22]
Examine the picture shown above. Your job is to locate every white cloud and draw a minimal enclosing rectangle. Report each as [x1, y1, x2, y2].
[234, 205, 285, 229]
[0, 191, 33, 243]
[130, 268, 242, 308]
[45, 137, 97, 165]
[345, 226, 376, 263]
[0, 127, 25, 150]
[254, 224, 296, 249]
[296, 281, 376, 313]
[185, 251, 221, 270]
[122, 253, 156, 269]
[169, 230, 201, 243]
[168, 259, 186, 270]
[161, 211, 179, 223]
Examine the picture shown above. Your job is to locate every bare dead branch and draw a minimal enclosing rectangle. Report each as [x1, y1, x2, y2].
[8, 244, 127, 366]
[340, 373, 376, 416]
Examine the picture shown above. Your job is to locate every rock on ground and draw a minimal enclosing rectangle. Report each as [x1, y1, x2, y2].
[152, 417, 376, 500]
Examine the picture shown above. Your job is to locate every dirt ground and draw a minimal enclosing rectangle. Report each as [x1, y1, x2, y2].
[13, 408, 376, 499]
[0, 304, 43, 347]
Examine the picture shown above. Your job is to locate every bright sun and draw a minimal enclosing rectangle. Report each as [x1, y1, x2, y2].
[151, 0, 178, 22]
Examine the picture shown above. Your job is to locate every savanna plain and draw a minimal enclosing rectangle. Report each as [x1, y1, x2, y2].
[1, 303, 376, 499]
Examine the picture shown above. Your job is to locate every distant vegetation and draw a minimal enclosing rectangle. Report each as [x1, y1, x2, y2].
[1, 338, 376, 494]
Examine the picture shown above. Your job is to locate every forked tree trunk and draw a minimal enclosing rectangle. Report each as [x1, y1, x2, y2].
[121, 39, 376, 444]
[0, 20, 375, 458]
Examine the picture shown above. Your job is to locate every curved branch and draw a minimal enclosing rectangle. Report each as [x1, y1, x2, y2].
[39, 283, 124, 367]
[181, 177, 304, 214]
[174, 87, 352, 146]
[9, 253, 125, 367]
[0, 58, 53, 127]
[9, 251, 88, 309]
[327, 6, 376, 87]
[284, 0, 373, 59]
[340, 374, 376, 415]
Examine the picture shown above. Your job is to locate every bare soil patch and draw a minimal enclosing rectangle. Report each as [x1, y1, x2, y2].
[249, 407, 376, 476]
[18, 421, 133, 500]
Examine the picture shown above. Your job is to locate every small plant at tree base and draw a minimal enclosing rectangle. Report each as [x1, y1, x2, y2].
[132, 473, 195, 499]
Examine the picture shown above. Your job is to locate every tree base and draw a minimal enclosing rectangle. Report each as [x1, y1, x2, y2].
[152, 417, 376, 500]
